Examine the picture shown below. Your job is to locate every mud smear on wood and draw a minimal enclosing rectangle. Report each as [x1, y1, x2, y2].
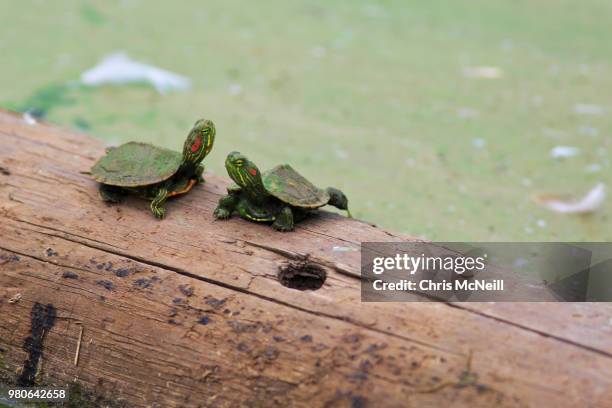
[62, 271, 79, 279]
[204, 296, 227, 309]
[17, 302, 56, 386]
[132, 276, 159, 289]
[178, 284, 195, 297]
[0, 253, 20, 265]
[114, 268, 132, 277]
[198, 315, 211, 325]
[325, 390, 369, 408]
[96, 280, 115, 291]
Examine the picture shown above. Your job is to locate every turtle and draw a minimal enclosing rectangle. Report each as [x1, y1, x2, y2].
[213, 151, 351, 231]
[91, 119, 216, 219]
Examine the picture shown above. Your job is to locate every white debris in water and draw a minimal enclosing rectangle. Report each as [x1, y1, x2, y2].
[333, 145, 349, 160]
[472, 138, 486, 149]
[548, 65, 560, 76]
[536, 219, 547, 228]
[536, 183, 606, 214]
[23, 112, 37, 125]
[404, 158, 415, 167]
[457, 107, 480, 119]
[363, 4, 388, 19]
[228, 83, 243, 96]
[585, 163, 602, 173]
[532, 95, 543, 108]
[311, 46, 327, 58]
[332, 30, 354, 49]
[579, 64, 590, 75]
[463, 66, 503, 79]
[500, 39, 513, 51]
[332, 246, 358, 252]
[550, 146, 579, 158]
[578, 125, 599, 137]
[574, 104, 604, 115]
[80, 52, 191, 94]
[542, 127, 567, 139]
[522, 178, 533, 187]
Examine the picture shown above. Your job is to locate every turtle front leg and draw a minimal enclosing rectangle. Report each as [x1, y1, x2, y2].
[99, 184, 125, 203]
[195, 164, 205, 183]
[150, 187, 169, 219]
[272, 206, 294, 232]
[214, 193, 239, 220]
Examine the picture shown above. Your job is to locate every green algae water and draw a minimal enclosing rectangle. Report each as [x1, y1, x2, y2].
[1, 1, 611, 240]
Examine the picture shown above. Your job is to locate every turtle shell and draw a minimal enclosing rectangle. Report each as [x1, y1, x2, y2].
[91, 142, 182, 187]
[263, 164, 330, 208]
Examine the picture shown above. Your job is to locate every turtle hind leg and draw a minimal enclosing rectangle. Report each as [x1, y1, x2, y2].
[272, 206, 294, 232]
[150, 187, 169, 219]
[99, 184, 125, 203]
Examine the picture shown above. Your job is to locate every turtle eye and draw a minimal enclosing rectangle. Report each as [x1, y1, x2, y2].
[234, 159, 244, 167]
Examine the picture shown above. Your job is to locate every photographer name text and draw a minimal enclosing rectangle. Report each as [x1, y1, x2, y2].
[372, 279, 504, 292]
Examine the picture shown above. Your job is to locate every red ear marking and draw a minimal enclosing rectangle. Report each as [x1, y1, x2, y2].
[248, 168, 258, 176]
[190, 136, 202, 153]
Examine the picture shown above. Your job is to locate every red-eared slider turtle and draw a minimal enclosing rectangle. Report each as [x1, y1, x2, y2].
[214, 151, 350, 231]
[91, 119, 215, 219]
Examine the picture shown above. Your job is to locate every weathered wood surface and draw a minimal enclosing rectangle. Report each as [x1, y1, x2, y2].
[0, 109, 610, 407]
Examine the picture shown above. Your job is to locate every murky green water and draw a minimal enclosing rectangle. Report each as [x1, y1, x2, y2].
[2, 1, 611, 240]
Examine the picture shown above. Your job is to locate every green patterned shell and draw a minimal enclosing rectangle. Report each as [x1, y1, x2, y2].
[91, 142, 182, 187]
[263, 164, 330, 208]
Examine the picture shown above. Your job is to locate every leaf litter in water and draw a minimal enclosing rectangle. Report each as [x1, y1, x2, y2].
[550, 146, 579, 159]
[80, 52, 191, 94]
[535, 183, 605, 214]
[462, 66, 503, 79]
[574, 104, 605, 115]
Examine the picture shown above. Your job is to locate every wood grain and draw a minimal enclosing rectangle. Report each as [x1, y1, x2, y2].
[0, 109, 610, 407]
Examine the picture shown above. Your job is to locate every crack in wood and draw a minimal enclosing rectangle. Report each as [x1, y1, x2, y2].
[444, 303, 612, 359]
[6, 216, 612, 360]
[2, 222, 462, 357]
[4, 218, 612, 361]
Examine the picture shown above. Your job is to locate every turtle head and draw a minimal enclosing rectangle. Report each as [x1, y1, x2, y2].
[326, 187, 352, 218]
[182, 119, 216, 165]
[225, 151, 264, 190]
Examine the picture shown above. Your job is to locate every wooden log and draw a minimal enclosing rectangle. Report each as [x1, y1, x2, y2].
[0, 109, 610, 407]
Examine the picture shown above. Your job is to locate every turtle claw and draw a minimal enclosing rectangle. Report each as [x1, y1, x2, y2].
[150, 203, 166, 219]
[153, 208, 166, 219]
[214, 207, 231, 220]
[272, 223, 294, 232]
